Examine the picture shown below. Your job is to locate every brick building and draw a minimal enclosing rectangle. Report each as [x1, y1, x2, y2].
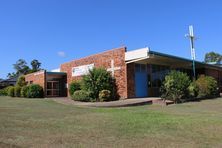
[25, 47, 222, 98]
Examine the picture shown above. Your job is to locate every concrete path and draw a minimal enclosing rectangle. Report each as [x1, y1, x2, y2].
[47, 97, 162, 108]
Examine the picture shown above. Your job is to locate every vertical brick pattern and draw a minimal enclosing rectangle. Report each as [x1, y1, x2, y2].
[25, 70, 46, 95]
[60, 47, 128, 99]
[126, 63, 135, 98]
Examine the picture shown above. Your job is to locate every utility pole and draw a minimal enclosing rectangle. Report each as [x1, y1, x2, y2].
[186, 25, 196, 80]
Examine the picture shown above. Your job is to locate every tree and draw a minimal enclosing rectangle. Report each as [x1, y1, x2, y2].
[7, 72, 17, 79]
[13, 59, 30, 75]
[31, 59, 41, 72]
[204, 52, 222, 63]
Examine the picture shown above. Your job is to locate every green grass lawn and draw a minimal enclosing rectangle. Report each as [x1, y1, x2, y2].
[0, 97, 222, 148]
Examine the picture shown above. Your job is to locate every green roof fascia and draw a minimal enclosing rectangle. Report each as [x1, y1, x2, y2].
[149, 50, 222, 71]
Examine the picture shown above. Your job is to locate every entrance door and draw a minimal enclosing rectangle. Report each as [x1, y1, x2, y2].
[46, 81, 60, 97]
[135, 64, 148, 97]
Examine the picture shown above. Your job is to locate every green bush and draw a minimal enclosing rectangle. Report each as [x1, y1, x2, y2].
[81, 67, 113, 101]
[27, 84, 44, 98]
[16, 76, 26, 87]
[14, 86, 21, 97]
[99, 90, 111, 102]
[72, 90, 92, 102]
[69, 81, 81, 96]
[0, 89, 7, 96]
[7, 86, 15, 97]
[21, 86, 29, 98]
[188, 81, 199, 98]
[195, 75, 219, 98]
[160, 71, 191, 103]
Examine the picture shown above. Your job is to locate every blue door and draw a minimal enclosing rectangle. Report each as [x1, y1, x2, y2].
[135, 64, 148, 97]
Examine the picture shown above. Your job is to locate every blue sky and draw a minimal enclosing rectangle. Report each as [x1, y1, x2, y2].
[0, 0, 221, 78]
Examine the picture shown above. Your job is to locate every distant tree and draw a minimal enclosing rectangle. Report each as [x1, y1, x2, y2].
[30, 59, 41, 72]
[7, 72, 17, 79]
[7, 59, 43, 78]
[204, 52, 222, 63]
[13, 59, 30, 75]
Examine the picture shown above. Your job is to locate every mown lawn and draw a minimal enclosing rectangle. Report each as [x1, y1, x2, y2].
[0, 96, 222, 148]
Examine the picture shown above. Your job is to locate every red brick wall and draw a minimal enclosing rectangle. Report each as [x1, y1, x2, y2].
[25, 70, 46, 94]
[60, 47, 128, 99]
[126, 63, 135, 98]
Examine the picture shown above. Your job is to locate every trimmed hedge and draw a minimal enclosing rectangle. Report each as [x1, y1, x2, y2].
[72, 90, 92, 102]
[69, 81, 81, 96]
[21, 86, 29, 98]
[27, 84, 44, 98]
[195, 75, 219, 98]
[0, 89, 7, 96]
[99, 90, 111, 102]
[14, 86, 21, 97]
[7, 86, 15, 97]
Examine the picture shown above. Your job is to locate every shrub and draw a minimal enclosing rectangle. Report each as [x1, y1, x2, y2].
[99, 90, 111, 102]
[195, 75, 219, 98]
[21, 86, 29, 98]
[27, 84, 44, 98]
[7, 86, 15, 97]
[16, 76, 27, 87]
[188, 81, 199, 98]
[160, 70, 191, 103]
[69, 81, 81, 96]
[81, 67, 113, 101]
[72, 90, 92, 102]
[0, 89, 7, 96]
[14, 86, 21, 97]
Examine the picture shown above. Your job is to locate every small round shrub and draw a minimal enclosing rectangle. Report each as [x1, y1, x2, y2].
[99, 90, 111, 102]
[27, 84, 44, 98]
[0, 89, 7, 96]
[7, 86, 15, 97]
[160, 70, 191, 103]
[21, 86, 29, 98]
[14, 86, 21, 97]
[188, 81, 199, 98]
[69, 81, 81, 96]
[72, 90, 92, 102]
[195, 75, 219, 98]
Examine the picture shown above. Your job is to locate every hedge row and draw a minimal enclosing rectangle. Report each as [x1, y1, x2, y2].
[4, 84, 44, 98]
[161, 71, 220, 103]
[0, 76, 44, 98]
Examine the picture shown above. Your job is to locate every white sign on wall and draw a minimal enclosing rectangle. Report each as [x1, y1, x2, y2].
[72, 64, 94, 77]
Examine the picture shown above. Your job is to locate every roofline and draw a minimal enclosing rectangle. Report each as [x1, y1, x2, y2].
[149, 50, 222, 71]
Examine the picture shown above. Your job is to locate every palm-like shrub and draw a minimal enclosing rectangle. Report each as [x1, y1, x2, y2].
[81, 68, 113, 101]
[160, 71, 191, 103]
